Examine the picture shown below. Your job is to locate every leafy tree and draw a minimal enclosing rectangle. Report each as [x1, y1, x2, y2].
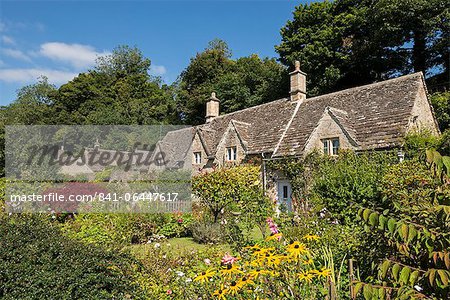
[52, 45, 178, 125]
[430, 91, 450, 131]
[176, 39, 288, 124]
[276, 0, 449, 96]
[2, 76, 56, 125]
[192, 165, 272, 225]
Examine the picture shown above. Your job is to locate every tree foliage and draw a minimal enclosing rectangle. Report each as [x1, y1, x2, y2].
[51, 46, 177, 125]
[176, 39, 288, 124]
[192, 165, 272, 224]
[276, 0, 449, 96]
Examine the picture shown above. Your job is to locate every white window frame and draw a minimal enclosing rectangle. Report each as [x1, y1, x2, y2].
[226, 146, 237, 161]
[322, 138, 340, 156]
[193, 152, 202, 164]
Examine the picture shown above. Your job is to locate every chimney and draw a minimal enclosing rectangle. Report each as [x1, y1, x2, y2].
[290, 60, 306, 102]
[206, 92, 220, 123]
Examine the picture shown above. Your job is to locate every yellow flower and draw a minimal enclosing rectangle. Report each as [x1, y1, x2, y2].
[286, 241, 309, 259]
[265, 232, 283, 242]
[297, 271, 315, 283]
[220, 264, 243, 277]
[311, 267, 332, 279]
[237, 276, 255, 288]
[303, 234, 320, 241]
[193, 268, 215, 283]
[228, 280, 240, 295]
[251, 247, 274, 258]
[247, 269, 273, 279]
[245, 244, 261, 251]
[212, 285, 228, 300]
[303, 258, 314, 265]
[263, 252, 281, 267]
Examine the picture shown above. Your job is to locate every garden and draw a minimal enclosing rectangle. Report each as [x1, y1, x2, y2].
[0, 132, 449, 300]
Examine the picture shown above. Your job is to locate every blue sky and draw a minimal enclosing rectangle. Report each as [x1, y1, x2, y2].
[0, 0, 308, 105]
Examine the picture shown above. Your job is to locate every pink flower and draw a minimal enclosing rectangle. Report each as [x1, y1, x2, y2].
[166, 289, 172, 295]
[204, 258, 211, 265]
[221, 253, 238, 265]
[266, 217, 279, 234]
[177, 218, 183, 224]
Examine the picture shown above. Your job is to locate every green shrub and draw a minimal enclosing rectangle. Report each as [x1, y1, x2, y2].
[0, 214, 146, 299]
[311, 151, 396, 224]
[61, 212, 195, 246]
[190, 221, 223, 244]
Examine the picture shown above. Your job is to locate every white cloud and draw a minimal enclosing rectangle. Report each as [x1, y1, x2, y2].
[2, 35, 15, 45]
[39, 42, 109, 69]
[1, 48, 31, 61]
[0, 68, 77, 84]
[150, 65, 167, 75]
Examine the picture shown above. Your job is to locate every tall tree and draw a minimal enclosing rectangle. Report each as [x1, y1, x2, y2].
[276, 0, 449, 96]
[52, 45, 178, 125]
[176, 39, 288, 125]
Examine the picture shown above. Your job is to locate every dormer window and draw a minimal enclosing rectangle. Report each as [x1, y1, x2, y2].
[322, 138, 339, 156]
[226, 146, 237, 161]
[193, 152, 202, 164]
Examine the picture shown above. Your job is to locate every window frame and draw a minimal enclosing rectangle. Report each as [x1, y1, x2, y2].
[193, 152, 202, 164]
[226, 146, 237, 161]
[322, 138, 340, 156]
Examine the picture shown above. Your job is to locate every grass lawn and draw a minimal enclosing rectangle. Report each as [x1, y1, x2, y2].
[127, 237, 231, 259]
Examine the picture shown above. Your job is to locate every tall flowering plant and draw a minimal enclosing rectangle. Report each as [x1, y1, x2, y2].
[184, 218, 331, 299]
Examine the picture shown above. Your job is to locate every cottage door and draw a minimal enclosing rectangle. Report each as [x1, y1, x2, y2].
[277, 180, 292, 212]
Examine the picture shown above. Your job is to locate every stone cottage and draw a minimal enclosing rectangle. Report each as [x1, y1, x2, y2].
[151, 62, 440, 211]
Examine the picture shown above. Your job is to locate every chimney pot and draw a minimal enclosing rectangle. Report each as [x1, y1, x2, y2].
[289, 60, 306, 102]
[206, 92, 220, 123]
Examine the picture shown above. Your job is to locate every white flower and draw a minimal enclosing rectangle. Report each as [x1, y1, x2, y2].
[185, 278, 192, 283]
[154, 242, 161, 249]
[204, 258, 211, 265]
[147, 240, 152, 244]
[175, 271, 185, 277]
[414, 285, 423, 292]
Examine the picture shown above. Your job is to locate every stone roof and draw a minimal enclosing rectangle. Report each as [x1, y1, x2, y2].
[152, 127, 194, 169]
[273, 72, 426, 156]
[163, 72, 435, 161]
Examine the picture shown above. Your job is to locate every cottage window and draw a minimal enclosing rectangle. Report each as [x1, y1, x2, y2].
[226, 146, 237, 161]
[194, 152, 202, 164]
[322, 138, 340, 156]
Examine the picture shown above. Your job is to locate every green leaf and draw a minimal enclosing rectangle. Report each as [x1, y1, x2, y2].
[399, 223, 409, 241]
[400, 266, 411, 285]
[407, 225, 417, 243]
[428, 269, 436, 286]
[363, 209, 371, 222]
[354, 282, 364, 297]
[380, 260, 390, 279]
[426, 149, 434, 164]
[409, 270, 419, 286]
[442, 156, 450, 176]
[378, 214, 387, 230]
[378, 287, 385, 300]
[357, 207, 364, 219]
[369, 212, 379, 227]
[437, 269, 449, 286]
[392, 264, 401, 281]
[363, 284, 373, 300]
[387, 218, 396, 234]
